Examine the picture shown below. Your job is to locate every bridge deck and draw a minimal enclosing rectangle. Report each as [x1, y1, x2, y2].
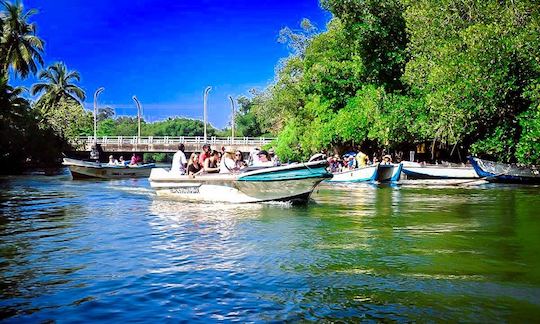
[72, 136, 276, 153]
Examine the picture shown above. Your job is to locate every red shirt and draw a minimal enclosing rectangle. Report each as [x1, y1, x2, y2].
[199, 151, 210, 165]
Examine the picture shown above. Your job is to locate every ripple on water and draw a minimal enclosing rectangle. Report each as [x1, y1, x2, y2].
[1, 176, 540, 322]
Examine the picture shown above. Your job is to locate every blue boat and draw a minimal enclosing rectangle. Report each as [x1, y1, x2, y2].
[469, 156, 540, 184]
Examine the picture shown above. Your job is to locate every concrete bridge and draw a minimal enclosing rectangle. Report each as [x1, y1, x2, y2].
[71, 136, 276, 153]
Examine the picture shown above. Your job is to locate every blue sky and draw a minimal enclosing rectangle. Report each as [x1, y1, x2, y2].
[16, 0, 331, 128]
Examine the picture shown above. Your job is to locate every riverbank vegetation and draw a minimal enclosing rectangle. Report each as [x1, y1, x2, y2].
[245, 0, 540, 164]
[1, 0, 539, 173]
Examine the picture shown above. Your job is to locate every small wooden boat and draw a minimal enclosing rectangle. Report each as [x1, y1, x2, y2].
[63, 158, 155, 179]
[469, 157, 540, 184]
[149, 160, 332, 204]
[402, 162, 478, 179]
[328, 163, 402, 183]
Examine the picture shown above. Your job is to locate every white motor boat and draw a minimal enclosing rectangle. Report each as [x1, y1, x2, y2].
[63, 158, 155, 179]
[401, 161, 478, 179]
[149, 160, 332, 204]
[328, 163, 403, 183]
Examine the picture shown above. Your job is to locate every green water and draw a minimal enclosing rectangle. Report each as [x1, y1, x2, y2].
[1, 175, 539, 322]
[309, 184, 540, 321]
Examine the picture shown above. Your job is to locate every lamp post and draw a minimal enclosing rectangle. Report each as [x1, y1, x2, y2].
[132, 96, 142, 144]
[93, 87, 105, 145]
[203, 86, 212, 143]
[228, 95, 236, 144]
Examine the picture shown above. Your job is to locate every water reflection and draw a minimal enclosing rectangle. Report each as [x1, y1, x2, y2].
[1, 176, 540, 322]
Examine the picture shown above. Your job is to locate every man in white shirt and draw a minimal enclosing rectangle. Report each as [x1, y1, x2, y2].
[171, 143, 187, 174]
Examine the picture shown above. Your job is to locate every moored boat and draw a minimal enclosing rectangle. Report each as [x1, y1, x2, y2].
[149, 160, 332, 204]
[402, 162, 478, 179]
[328, 163, 402, 183]
[469, 156, 540, 184]
[63, 158, 155, 179]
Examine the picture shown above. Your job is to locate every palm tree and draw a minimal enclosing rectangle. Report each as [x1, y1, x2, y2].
[0, 0, 44, 79]
[31, 62, 86, 112]
[0, 75, 29, 113]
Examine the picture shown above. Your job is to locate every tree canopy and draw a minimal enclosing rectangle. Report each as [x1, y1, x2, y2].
[245, 0, 540, 164]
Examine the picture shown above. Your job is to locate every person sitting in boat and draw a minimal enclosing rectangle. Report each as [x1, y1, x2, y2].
[171, 143, 187, 174]
[219, 148, 236, 174]
[117, 155, 127, 166]
[372, 154, 379, 164]
[268, 148, 280, 166]
[347, 156, 356, 170]
[203, 150, 220, 173]
[199, 144, 211, 165]
[234, 150, 247, 170]
[257, 150, 274, 167]
[107, 155, 118, 165]
[328, 154, 340, 173]
[187, 153, 203, 176]
[381, 155, 393, 165]
[130, 153, 138, 165]
[249, 147, 261, 166]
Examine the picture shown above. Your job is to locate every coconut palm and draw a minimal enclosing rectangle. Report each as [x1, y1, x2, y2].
[0, 75, 28, 113]
[0, 0, 44, 79]
[31, 62, 86, 112]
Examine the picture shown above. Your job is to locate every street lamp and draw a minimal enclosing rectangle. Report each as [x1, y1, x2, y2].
[132, 96, 142, 144]
[93, 87, 105, 145]
[203, 86, 212, 143]
[228, 95, 236, 144]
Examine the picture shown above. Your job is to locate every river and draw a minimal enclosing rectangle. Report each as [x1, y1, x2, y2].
[1, 171, 540, 322]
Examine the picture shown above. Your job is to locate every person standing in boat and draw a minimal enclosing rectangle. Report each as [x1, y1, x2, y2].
[171, 143, 187, 174]
[356, 151, 369, 167]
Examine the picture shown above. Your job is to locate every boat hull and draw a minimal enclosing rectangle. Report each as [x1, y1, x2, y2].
[469, 157, 540, 184]
[149, 160, 332, 204]
[63, 158, 154, 179]
[328, 163, 402, 183]
[402, 166, 478, 179]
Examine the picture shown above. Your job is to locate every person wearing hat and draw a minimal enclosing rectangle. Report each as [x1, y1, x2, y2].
[219, 147, 237, 173]
[199, 144, 211, 165]
[381, 154, 393, 165]
[268, 148, 280, 166]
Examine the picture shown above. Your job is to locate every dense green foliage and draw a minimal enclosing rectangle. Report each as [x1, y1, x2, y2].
[96, 117, 225, 137]
[0, 0, 44, 78]
[0, 1, 67, 172]
[247, 0, 540, 163]
[2, 0, 540, 172]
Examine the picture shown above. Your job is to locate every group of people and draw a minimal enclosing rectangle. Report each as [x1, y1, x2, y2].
[108, 153, 142, 166]
[170, 144, 280, 176]
[326, 151, 395, 173]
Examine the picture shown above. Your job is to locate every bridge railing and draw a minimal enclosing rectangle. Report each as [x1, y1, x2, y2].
[76, 136, 276, 146]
